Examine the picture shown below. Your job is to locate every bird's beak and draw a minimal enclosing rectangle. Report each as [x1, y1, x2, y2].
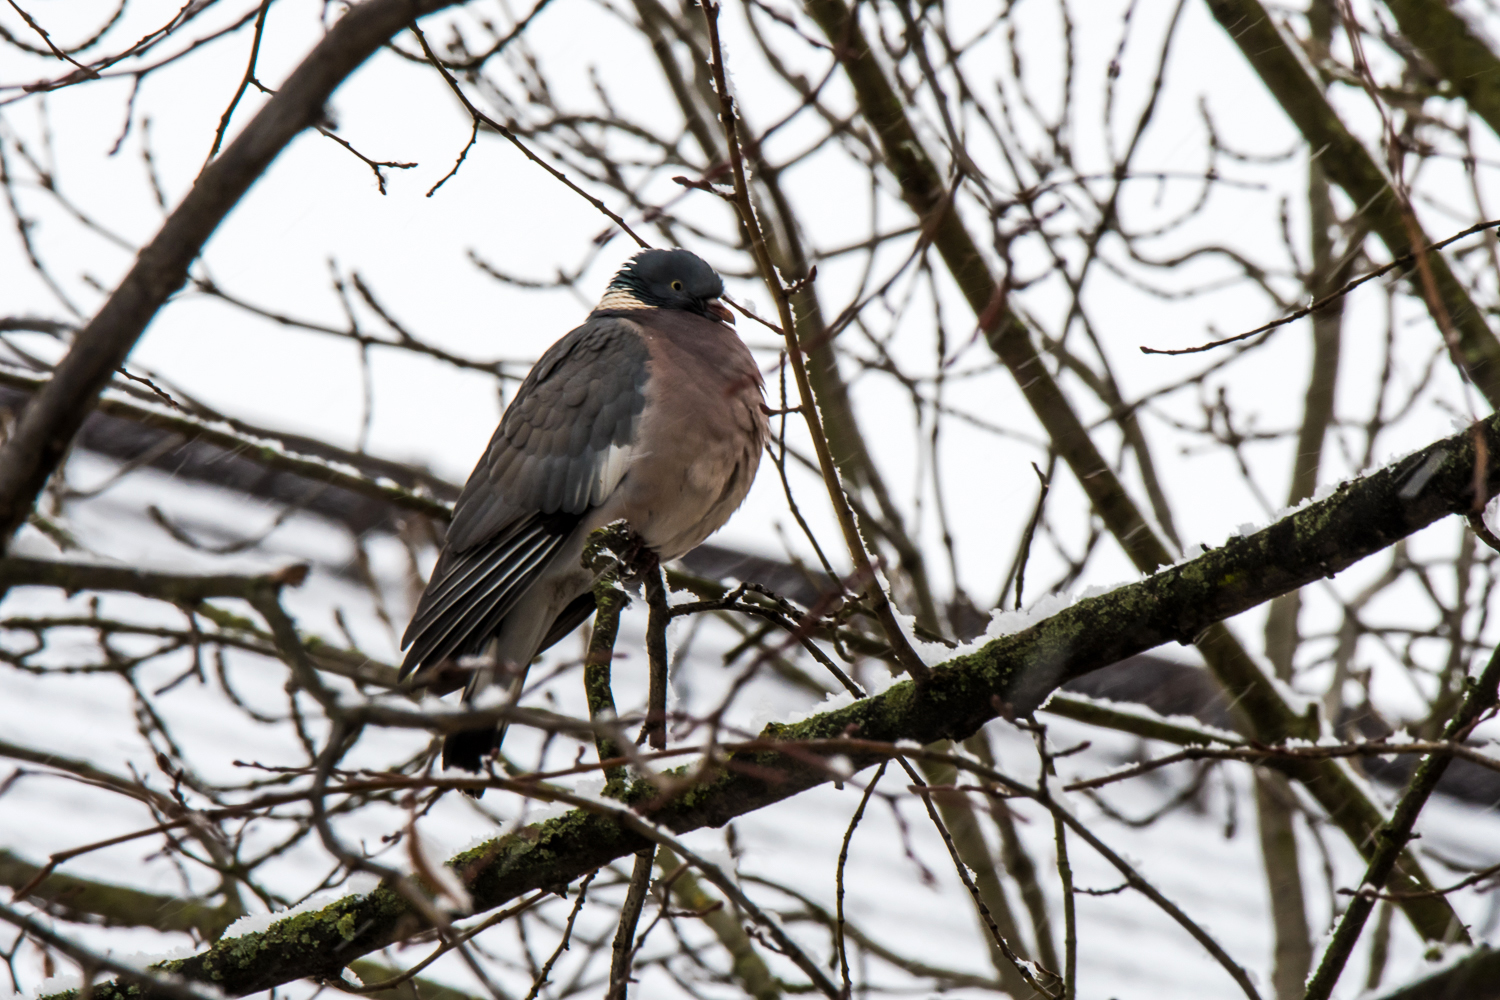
[707, 299, 735, 325]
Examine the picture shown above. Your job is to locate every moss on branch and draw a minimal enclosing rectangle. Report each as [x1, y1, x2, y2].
[801, 0, 1463, 942]
[39, 409, 1500, 1000]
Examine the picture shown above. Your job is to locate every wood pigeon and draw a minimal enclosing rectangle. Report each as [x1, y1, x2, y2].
[400, 248, 769, 774]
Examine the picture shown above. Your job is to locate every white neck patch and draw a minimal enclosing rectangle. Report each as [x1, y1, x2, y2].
[595, 288, 652, 311]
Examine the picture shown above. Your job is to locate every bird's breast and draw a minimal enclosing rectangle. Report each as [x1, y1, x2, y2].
[600, 316, 767, 559]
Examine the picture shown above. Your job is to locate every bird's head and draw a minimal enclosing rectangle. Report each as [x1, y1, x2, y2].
[598, 248, 735, 324]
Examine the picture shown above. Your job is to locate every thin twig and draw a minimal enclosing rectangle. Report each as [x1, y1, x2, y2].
[406, 20, 650, 248]
[698, 0, 929, 681]
[1142, 218, 1500, 355]
[1031, 723, 1076, 1000]
[3, 0, 98, 77]
[1303, 644, 1500, 999]
[608, 850, 656, 999]
[836, 760, 886, 997]
[204, 0, 272, 162]
[1003, 459, 1052, 610]
[1062, 739, 1500, 793]
[312, 125, 416, 194]
[640, 560, 670, 751]
[522, 870, 596, 1000]
[899, 756, 1058, 997]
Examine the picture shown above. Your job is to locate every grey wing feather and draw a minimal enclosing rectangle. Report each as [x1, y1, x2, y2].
[399, 317, 650, 678]
[400, 516, 566, 672]
[445, 317, 650, 552]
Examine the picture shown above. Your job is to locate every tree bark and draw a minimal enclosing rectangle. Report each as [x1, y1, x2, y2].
[0, 0, 459, 550]
[800, 0, 1459, 942]
[1203, 0, 1500, 407]
[33, 407, 1500, 1000]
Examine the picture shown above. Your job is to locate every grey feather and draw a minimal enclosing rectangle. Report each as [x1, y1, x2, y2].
[426, 533, 560, 659]
[444, 317, 649, 552]
[401, 515, 570, 672]
[400, 249, 766, 786]
[399, 316, 649, 678]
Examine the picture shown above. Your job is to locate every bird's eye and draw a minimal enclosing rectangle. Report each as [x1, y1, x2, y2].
[671, 280, 683, 291]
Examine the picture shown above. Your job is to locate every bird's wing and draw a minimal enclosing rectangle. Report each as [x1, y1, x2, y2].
[448, 316, 651, 550]
[400, 317, 650, 675]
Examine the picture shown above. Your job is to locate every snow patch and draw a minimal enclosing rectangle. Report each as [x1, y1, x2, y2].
[221, 887, 361, 940]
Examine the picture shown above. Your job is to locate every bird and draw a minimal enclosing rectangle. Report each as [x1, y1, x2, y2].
[399, 248, 769, 777]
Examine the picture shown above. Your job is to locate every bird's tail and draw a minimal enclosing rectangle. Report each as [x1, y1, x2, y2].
[443, 639, 531, 796]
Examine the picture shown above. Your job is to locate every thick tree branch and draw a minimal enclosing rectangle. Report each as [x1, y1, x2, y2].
[1203, 0, 1500, 406]
[1304, 641, 1500, 998]
[1380, 0, 1500, 144]
[34, 408, 1500, 1000]
[0, 0, 461, 549]
[800, 0, 1460, 941]
[0, 902, 216, 1000]
[0, 850, 237, 939]
[0, 852, 478, 1000]
[1367, 946, 1500, 1000]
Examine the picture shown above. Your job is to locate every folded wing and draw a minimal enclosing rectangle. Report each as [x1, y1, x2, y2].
[399, 318, 650, 678]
